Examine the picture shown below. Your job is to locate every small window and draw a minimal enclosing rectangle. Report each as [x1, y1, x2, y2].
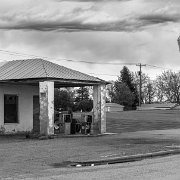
[4, 95, 18, 123]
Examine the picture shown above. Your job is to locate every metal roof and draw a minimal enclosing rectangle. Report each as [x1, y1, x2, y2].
[0, 59, 106, 85]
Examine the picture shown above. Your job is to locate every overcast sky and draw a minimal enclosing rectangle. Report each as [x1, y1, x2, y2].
[0, 0, 180, 81]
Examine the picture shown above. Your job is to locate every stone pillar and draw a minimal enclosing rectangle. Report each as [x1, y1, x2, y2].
[39, 81, 54, 136]
[100, 84, 106, 133]
[92, 84, 106, 134]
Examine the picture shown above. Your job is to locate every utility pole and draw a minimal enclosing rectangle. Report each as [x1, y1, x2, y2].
[136, 63, 146, 107]
[177, 35, 180, 52]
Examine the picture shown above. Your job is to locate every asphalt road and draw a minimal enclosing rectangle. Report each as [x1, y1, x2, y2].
[8, 154, 180, 180]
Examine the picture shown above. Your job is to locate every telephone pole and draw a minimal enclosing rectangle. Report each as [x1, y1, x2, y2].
[136, 63, 146, 107]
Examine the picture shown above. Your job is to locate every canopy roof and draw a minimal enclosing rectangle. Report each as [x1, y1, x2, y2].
[0, 59, 107, 87]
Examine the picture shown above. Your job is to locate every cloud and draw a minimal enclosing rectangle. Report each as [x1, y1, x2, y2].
[56, 0, 132, 2]
[0, 12, 179, 33]
[0, 0, 179, 33]
[0, 1, 180, 33]
[0, 20, 180, 81]
[139, 14, 179, 25]
[0, 0, 180, 82]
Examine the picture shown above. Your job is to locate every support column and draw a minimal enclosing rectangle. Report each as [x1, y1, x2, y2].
[100, 84, 106, 133]
[92, 84, 106, 134]
[39, 81, 54, 136]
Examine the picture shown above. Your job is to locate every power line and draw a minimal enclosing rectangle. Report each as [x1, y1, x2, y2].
[88, 73, 117, 77]
[0, 49, 179, 73]
[55, 59, 136, 65]
[146, 64, 180, 72]
[0, 49, 136, 65]
[146, 64, 165, 69]
[0, 49, 49, 59]
[0, 58, 7, 61]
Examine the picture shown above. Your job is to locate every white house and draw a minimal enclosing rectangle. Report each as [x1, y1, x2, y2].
[0, 59, 108, 135]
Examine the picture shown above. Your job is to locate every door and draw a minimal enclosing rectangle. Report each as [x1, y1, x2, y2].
[33, 96, 40, 134]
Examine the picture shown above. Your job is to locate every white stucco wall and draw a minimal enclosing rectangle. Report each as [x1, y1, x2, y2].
[0, 84, 39, 133]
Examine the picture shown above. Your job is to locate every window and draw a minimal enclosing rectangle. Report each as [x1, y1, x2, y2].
[4, 95, 18, 123]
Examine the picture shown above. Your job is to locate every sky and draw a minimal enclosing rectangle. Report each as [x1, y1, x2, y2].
[0, 0, 180, 81]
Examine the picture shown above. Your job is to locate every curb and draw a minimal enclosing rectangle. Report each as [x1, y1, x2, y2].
[55, 132, 117, 138]
[71, 149, 180, 167]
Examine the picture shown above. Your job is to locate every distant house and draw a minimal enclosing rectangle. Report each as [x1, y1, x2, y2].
[137, 103, 179, 110]
[106, 103, 124, 112]
[0, 59, 108, 135]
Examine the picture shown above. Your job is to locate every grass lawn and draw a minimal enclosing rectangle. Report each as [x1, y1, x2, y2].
[1, 110, 180, 179]
[107, 110, 180, 133]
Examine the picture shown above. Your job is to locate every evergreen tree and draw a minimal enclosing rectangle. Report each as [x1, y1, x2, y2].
[75, 87, 89, 102]
[120, 66, 139, 107]
[111, 66, 139, 109]
[113, 82, 135, 108]
[54, 89, 74, 111]
[120, 66, 134, 90]
[74, 87, 93, 112]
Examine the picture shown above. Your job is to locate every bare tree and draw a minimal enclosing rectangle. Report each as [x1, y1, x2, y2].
[132, 72, 151, 103]
[155, 77, 166, 103]
[143, 81, 156, 104]
[156, 71, 180, 103]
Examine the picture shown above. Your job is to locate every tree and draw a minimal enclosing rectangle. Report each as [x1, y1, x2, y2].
[54, 89, 74, 111]
[75, 87, 89, 102]
[156, 71, 180, 103]
[143, 82, 156, 104]
[155, 77, 166, 103]
[120, 66, 139, 107]
[132, 72, 151, 104]
[75, 99, 93, 112]
[74, 87, 93, 112]
[110, 66, 138, 109]
[120, 66, 135, 92]
[112, 82, 135, 108]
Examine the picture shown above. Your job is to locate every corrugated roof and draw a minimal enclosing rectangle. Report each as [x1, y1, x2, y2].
[0, 59, 105, 83]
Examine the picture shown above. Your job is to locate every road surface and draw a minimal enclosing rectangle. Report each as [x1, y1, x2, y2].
[8, 154, 180, 180]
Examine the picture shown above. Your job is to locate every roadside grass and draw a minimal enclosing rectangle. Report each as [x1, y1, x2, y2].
[107, 110, 180, 133]
[1, 110, 180, 179]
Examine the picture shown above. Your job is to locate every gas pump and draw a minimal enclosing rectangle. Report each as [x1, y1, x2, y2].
[81, 114, 93, 134]
[54, 110, 72, 134]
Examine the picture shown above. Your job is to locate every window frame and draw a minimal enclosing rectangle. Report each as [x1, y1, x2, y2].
[4, 94, 19, 124]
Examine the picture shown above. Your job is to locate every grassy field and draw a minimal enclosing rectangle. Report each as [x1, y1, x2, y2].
[1, 110, 180, 179]
[107, 110, 180, 133]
